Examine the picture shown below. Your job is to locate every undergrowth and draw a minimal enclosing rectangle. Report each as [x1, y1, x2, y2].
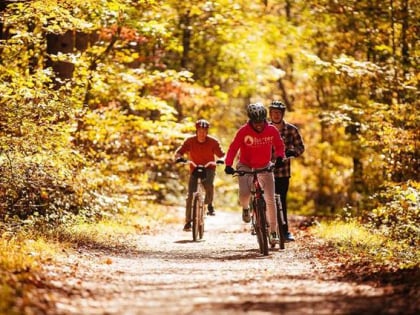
[311, 219, 419, 270]
[312, 182, 419, 271]
[0, 230, 58, 315]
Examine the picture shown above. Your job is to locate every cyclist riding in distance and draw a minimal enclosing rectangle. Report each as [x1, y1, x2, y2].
[224, 103, 285, 242]
[175, 119, 225, 231]
[269, 100, 305, 242]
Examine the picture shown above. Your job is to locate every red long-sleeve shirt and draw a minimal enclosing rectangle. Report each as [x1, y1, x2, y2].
[175, 135, 225, 172]
[225, 121, 285, 168]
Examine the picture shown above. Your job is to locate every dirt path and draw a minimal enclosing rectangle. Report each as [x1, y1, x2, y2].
[42, 209, 415, 315]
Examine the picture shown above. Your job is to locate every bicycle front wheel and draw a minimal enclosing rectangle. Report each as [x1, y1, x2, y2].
[254, 198, 269, 256]
[199, 203, 205, 239]
[192, 195, 201, 241]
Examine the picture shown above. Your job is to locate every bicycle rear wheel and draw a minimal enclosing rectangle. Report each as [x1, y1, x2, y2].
[254, 198, 269, 256]
[192, 195, 200, 241]
[252, 207, 263, 252]
[275, 194, 286, 250]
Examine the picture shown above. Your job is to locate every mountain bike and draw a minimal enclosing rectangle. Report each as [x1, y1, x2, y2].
[232, 166, 276, 256]
[176, 158, 224, 241]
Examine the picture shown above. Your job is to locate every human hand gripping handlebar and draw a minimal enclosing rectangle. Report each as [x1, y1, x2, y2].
[274, 154, 298, 168]
[226, 165, 275, 176]
[176, 158, 224, 168]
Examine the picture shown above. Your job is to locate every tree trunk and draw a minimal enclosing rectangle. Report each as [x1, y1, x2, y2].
[46, 30, 75, 82]
[400, 0, 410, 87]
[180, 10, 191, 70]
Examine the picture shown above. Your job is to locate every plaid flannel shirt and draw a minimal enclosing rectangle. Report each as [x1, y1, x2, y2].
[272, 121, 305, 178]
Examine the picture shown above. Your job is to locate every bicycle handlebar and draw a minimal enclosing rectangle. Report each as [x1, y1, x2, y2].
[176, 158, 224, 168]
[282, 156, 295, 161]
[232, 165, 275, 176]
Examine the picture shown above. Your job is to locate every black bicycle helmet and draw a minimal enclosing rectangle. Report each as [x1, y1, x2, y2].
[247, 103, 267, 123]
[195, 119, 210, 129]
[269, 100, 286, 111]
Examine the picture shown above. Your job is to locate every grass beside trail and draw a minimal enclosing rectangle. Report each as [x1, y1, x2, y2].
[0, 231, 59, 315]
[311, 219, 419, 277]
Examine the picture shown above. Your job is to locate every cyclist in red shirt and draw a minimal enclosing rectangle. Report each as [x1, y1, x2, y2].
[175, 119, 225, 231]
[224, 103, 285, 241]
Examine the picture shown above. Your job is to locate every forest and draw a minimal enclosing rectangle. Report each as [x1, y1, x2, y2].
[0, 0, 418, 313]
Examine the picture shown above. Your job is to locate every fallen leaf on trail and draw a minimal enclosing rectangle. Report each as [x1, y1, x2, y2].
[104, 258, 113, 265]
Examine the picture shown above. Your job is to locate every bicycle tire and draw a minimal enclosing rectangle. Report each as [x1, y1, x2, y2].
[192, 195, 200, 241]
[252, 201, 263, 253]
[255, 198, 269, 256]
[199, 200, 205, 239]
[275, 194, 286, 250]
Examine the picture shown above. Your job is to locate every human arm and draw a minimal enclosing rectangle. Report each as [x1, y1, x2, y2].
[174, 137, 191, 161]
[285, 125, 305, 157]
[212, 136, 226, 159]
[211, 136, 226, 164]
[272, 126, 285, 160]
[224, 129, 243, 167]
[224, 130, 242, 174]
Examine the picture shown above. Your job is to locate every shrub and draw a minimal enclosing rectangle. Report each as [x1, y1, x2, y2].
[367, 181, 419, 246]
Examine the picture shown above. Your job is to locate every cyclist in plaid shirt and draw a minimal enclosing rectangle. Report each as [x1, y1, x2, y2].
[269, 100, 305, 241]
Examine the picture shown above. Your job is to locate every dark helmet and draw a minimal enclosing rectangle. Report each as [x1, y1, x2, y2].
[195, 119, 210, 129]
[247, 103, 267, 123]
[269, 100, 286, 111]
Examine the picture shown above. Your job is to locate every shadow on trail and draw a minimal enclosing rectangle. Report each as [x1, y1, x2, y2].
[135, 247, 270, 261]
[174, 239, 198, 244]
[204, 294, 417, 315]
[61, 229, 275, 261]
[75, 239, 272, 261]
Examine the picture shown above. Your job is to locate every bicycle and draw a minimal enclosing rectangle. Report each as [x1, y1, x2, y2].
[232, 166, 277, 256]
[176, 158, 224, 241]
